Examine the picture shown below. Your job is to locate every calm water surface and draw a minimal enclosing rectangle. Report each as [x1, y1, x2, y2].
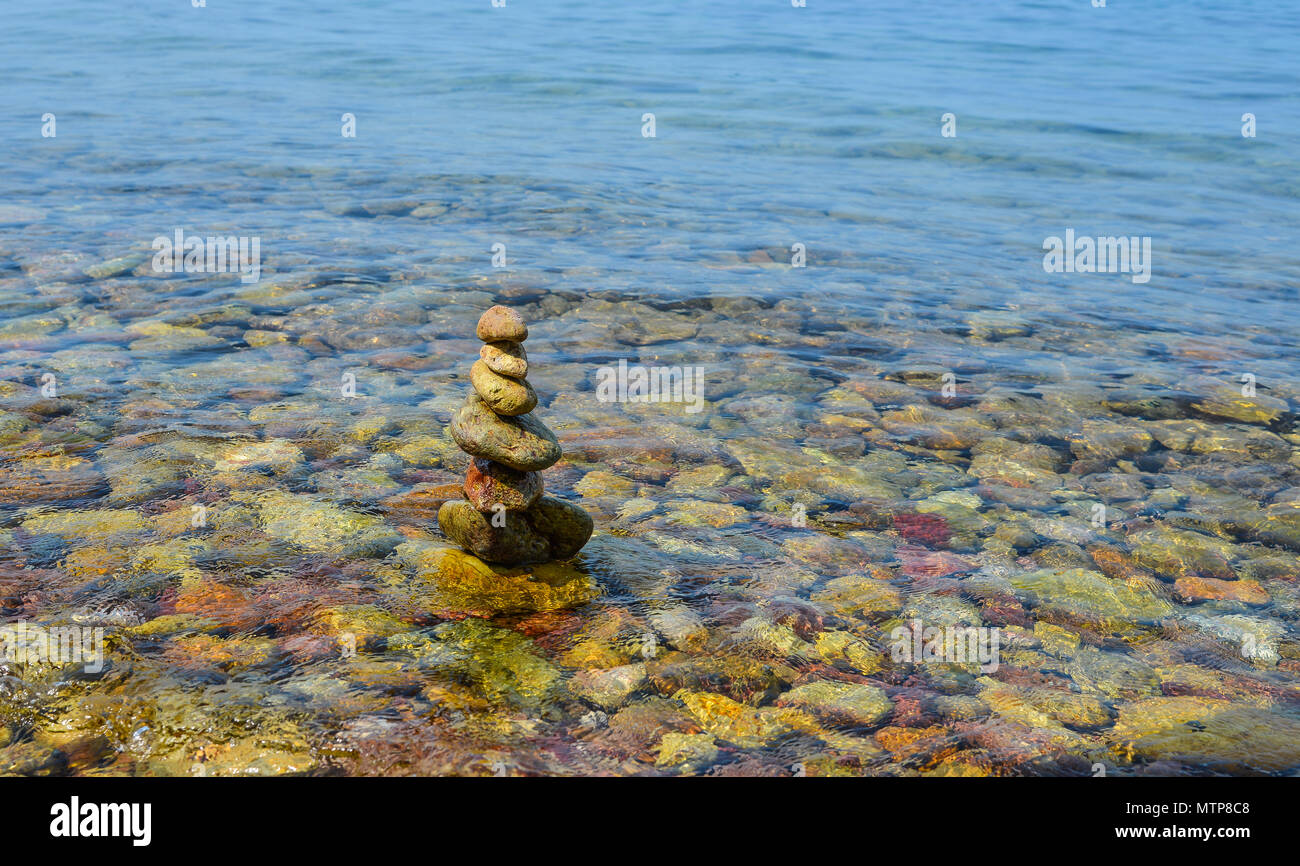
[1, 1, 1299, 776]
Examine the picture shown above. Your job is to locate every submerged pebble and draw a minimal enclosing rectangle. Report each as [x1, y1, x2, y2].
[2, 270, 1297, 778]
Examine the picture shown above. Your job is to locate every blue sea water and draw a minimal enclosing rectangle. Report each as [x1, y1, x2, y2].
[3, 0, 1297, 333]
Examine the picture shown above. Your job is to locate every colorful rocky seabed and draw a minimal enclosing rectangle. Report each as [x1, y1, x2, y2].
[1, 270, 1299, 777]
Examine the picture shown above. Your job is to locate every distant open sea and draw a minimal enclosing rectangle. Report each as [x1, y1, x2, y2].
[3, 0, 1297, 333]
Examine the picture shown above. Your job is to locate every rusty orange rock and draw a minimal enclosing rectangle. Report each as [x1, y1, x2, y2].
[1174, 576, 1269, 604]
[171, 581, 261, 629]
[1088, 544, 1157, 583]
[464, 457, 542, 512]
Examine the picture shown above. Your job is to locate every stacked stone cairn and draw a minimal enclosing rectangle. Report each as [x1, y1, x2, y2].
[438, 305, 593, 565]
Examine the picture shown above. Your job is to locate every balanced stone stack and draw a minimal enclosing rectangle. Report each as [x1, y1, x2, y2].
[438, 305, 593, 565]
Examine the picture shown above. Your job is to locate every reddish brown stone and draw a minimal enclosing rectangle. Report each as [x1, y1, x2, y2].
[894, 512, 952, 547]
[1174, 576, 1269, 605]
[897, 547, 975, 578]
[1088, 543, 1158, 582]
[169, 581, 261, 630]
[463, 458, 542, 512]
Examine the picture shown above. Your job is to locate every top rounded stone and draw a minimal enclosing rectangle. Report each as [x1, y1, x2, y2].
[476, 305, 528, 343]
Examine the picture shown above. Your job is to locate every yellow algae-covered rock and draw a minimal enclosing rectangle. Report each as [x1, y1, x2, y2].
[1033, 621, 1081, 657]
[810, 574, 903, 618]
[399, 541, 597, 616]
[32, 692, 156, 756]
[664, 499, 749, 528]
[646, 653, 792, 703]
[558, 608, 641, 668]
[128, 537, 211, 576]
[128, 614, 222, 637]
[665, 464, 734, 496]
[422, 618, 563, 712]
[573, 469, 638, 498]
[1128, 526, 1238, 581]
[1188, 379, 1290, 426]
[673, 690, 817, 749]
[1008, 568, 1172, 626]
[241, 490, 402, 557]
[22, 508, 152, 545]
[814, 629, 885, 675]
[731, 616, 814, 661]
[776, 680, 893, 728]
[923, 752, 994, 777]
[61, 546, 135, 580]
[149, 505, 211, 538]
[1063, 645, 1161, 701]
[153, 737, 318, 777]
[242, 329, 291, 348]
[560, 637, 632, 670]
[310, 604, 411, 643]
[655, 732, 720, 770]
[392, 433, 458, 467]
[977, 677, 1112, 731]
[0, 454, 105, 505]
[1110, 696, 1300, 772]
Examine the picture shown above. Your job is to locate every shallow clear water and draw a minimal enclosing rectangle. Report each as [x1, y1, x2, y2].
[1, 0, 1299, 776]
